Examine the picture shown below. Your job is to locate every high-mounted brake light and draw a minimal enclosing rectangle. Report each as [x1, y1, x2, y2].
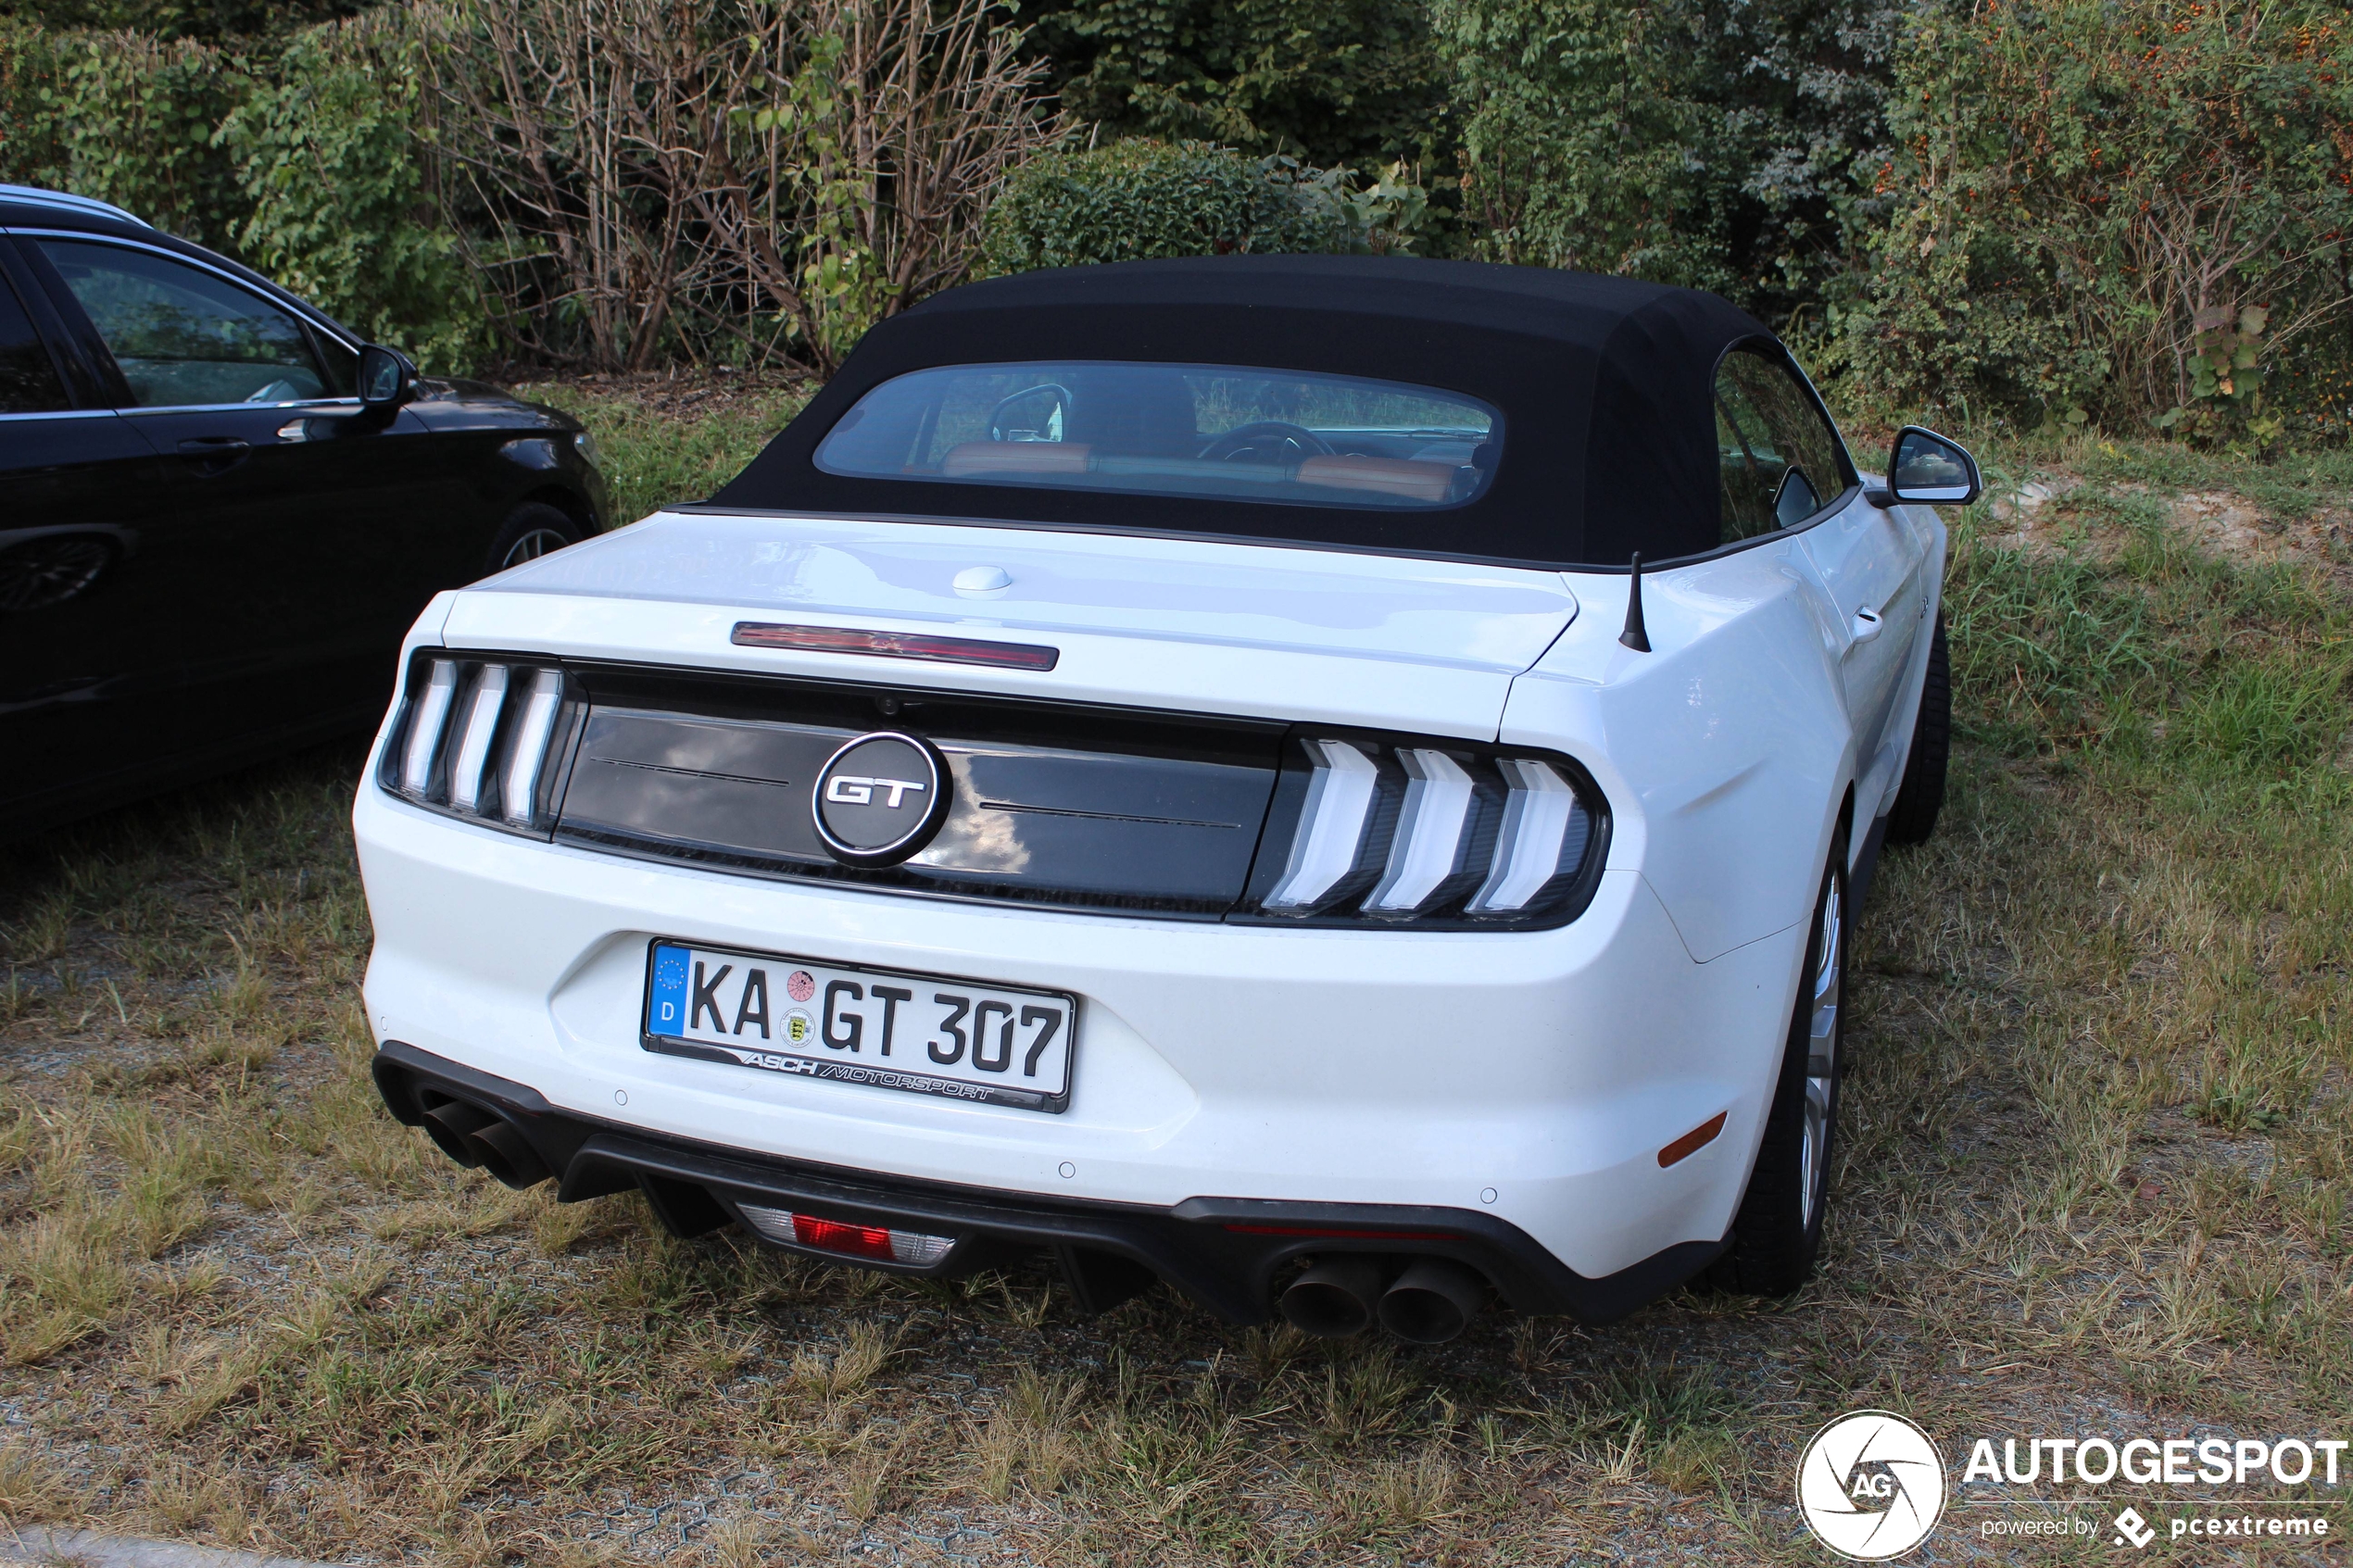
[732, 621, 1059, 671]
[736, 1203, 956, 1265]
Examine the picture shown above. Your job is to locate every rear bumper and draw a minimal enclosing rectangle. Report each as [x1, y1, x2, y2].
[373, 1038, 1724, 1323]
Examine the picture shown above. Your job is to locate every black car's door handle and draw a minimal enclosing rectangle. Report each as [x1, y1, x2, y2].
[177, 436, 252, 475]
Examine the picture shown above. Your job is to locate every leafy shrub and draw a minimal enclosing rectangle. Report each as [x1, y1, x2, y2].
[1016, 0, 1448, 170]
[1847, 0, 2353, 433]
[1429, 0, 1897, 319]
[216, 16, 484, 366]
[978, 139, 1424, 273]
[0, 23, 249, 251]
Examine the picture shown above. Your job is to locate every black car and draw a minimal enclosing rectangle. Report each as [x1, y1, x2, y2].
[0, 184, 612, 841]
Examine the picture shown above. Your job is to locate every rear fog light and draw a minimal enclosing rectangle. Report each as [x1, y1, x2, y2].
[737, 1203, 955, 1265]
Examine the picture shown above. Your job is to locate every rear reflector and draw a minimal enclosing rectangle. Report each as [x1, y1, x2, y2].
[1658, 1112, 1728, 1168]
[736, 1203, 955, 1265]
[733, 621, 1059, 671]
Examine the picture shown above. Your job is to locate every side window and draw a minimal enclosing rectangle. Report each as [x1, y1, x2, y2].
[35, 239, 328, 408]
[1714, 347, 1850, 543]
[0, 274, 69, 415]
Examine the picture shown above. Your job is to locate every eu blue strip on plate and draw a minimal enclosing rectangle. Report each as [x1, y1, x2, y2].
[647, 943, 690, 1036]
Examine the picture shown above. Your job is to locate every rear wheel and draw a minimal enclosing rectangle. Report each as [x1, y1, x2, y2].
[1883, 611, 1949, 846]
[486, 501, 581, 574]
[1704, 832, 1846, 1296]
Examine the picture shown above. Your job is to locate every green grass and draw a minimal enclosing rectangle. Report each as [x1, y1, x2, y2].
[515, 376, 812, 525]
[2, 406, 2350, 1562]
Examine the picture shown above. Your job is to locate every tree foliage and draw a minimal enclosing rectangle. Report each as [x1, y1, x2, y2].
[1847, 0, 2353, 432]
[977, 138, 1426, 274]
[1430, 0, 1899, 320]
[1016, 0, 1448, 169]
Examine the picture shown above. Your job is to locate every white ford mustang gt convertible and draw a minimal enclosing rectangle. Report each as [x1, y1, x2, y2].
[356, 256, 1981, 1343]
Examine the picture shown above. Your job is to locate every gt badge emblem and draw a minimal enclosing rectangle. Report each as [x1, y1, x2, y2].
[812, 731, 950, 866]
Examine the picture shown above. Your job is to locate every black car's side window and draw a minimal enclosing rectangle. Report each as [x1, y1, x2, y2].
[0, 273, 69, 415]
[35, 239, 330, 409]
[1714, 347, 1849, 543]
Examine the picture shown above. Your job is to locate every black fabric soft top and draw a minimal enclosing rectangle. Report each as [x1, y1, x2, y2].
[711, 254, 1783, 569]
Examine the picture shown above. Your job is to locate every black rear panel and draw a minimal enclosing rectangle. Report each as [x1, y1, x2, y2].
[552, 663, 1283, 916]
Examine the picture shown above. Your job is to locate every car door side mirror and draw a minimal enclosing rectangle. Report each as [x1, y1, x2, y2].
[359, 344, 416, 410]
[1881, 425, 1981, 507]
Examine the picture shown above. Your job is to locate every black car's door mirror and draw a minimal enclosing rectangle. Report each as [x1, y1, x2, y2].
[358, 345, 415, 409]
[1884, 425, 1981, 506]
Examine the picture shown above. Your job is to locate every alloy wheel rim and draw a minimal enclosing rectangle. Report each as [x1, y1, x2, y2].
[501, 527, 572, 568]
[1799, 872, 1842, 1230]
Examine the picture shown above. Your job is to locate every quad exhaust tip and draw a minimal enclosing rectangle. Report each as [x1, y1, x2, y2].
[420, 1097, 550, 1189]
[1278, 1255, 1490, 1344]
[1378, 1259, 1487, 1345]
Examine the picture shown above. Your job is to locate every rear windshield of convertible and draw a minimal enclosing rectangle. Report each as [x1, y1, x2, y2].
[813, 361, 1501, 511]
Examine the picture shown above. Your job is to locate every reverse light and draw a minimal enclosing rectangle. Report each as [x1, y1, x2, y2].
[1242, 730, 1606, 930]
[379, 654, 581, 835]
[736, 1204, 956, 1266]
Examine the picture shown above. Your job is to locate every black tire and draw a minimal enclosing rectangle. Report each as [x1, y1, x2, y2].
[1882, 610, 1949, 847]
[1703, 830, 1846, 1297]
[485, 501, 583, 574]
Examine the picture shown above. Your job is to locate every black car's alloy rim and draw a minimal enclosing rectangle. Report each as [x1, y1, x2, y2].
[500, 527, 573, 568]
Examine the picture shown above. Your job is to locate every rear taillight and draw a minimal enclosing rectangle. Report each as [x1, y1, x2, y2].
[379, 654, 581, 834]
[1239, 731, 1608, 930]
[736, 1204, 956, 1266]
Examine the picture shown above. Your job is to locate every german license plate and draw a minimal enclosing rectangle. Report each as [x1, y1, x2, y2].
[641, 940, 1076, 1112]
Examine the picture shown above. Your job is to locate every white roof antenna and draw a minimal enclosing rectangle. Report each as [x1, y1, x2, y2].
[0, 184, 152, 229]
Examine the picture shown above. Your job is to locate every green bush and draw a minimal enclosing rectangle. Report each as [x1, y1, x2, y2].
[216, 17, 484, 365]
[0, 22, 250, 251]
[0, 15, 482, 370]
[979, 139, 1424, 273]
[1429, 0, 1896, 319]
[1016, 0, 1448, 171]
[1845, 0, 2353, 433]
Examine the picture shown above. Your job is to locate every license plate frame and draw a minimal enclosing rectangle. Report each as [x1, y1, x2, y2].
[640, 938, 1078, 1113]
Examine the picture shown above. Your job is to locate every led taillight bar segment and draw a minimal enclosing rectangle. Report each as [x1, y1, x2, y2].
[736, 1203, 955, 1265]
[1265, 739, 1381, 909]
[399, 659, 459, 793]
[732, 621, 1059, 671]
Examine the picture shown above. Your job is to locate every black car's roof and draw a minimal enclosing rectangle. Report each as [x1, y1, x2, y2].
[0, 190, 359, 346]
[715, 255, 1795, 569]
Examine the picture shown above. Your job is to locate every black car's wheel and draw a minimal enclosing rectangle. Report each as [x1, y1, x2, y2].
[1883, 611, 1949, 846]
[487, 502, 582, 573]
[1704, 830, 1846, 1297]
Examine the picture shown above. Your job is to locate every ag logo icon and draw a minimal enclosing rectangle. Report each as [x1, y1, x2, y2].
[812, 731, 950, 866]
[1797, 1411, 1944, 1560]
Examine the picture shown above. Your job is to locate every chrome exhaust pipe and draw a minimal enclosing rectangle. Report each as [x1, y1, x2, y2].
[1378, 1259, 1487, 1345]
[1277, 1256, 1385, 1337]
[467, 1118, 552, 1189]
[422, 1099, 495, 1167]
